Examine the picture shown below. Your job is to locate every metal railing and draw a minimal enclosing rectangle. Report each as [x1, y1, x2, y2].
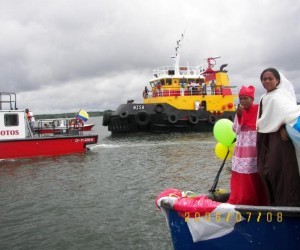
[144, 86, 238, 98]
[0, 92, 17, 110]
[35, 118, 84, 136]
[153, 64, 207, 78]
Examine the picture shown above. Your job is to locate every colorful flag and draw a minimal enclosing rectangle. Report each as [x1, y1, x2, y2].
[76, 109, 89, 122]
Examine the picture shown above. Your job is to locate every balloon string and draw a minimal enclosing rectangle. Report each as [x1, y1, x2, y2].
[209, 148, 230, 194]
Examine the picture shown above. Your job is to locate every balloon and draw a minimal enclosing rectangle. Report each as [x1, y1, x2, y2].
[215, 143, 233, 160]
[213, 119, 236, 146]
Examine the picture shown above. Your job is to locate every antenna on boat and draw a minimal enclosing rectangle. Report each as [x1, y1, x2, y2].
[172, 33, 184, 75]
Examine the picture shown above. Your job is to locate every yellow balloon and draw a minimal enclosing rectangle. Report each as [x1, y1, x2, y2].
[215, 143, 233, 160]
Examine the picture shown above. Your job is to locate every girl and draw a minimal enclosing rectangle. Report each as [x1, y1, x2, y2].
[228, 85, 267, 205]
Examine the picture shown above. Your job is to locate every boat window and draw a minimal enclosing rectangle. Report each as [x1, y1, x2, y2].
[165, 79, 172, 85]
[4, 114, 19, 126]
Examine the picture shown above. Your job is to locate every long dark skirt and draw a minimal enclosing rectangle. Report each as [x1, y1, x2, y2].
[257, 130, 300, 206]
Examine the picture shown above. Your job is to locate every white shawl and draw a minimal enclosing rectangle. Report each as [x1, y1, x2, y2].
[257, 72, 300, 133]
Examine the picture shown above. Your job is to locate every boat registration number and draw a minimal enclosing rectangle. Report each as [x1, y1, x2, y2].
[75, 138, 95, 143]
[132, 104, 144, 110]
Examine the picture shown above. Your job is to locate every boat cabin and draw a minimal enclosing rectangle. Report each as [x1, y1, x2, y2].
[0, 92, 32, 140]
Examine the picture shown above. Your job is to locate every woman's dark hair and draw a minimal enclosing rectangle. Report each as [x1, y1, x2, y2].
[260, 68, 280, 84]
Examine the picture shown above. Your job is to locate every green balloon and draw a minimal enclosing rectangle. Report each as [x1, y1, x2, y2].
[213, 119, 236, 146]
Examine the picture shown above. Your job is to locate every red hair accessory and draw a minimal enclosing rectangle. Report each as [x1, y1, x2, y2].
[239, 85, 255, 99]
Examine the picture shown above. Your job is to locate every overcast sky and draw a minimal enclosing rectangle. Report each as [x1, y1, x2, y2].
[0, 0, 299, 114]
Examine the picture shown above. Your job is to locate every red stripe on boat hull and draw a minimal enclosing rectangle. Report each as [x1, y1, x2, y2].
[0, 135, 98, 160]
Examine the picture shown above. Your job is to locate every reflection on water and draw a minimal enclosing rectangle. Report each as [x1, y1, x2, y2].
[0, 117, 231, 250]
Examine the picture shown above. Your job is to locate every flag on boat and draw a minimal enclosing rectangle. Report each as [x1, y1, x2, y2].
[76, 109, 89, 122]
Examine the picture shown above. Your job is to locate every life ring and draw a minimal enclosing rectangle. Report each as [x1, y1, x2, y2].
[188, 114, 199, 124]
[208, 115, 216, 124]
[168, 113, 178, 124]
[135, 111, 150, 126]
[120, 111, 129, 119]
[154, 104, 164, 113]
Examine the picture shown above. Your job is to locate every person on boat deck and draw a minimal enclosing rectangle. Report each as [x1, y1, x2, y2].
[156, 81, 162, 97]
[210, 80, 216, 95]
[180, 78, 186, 96]
[191, 81, 199, 95]
[144, 86, 149, 98]
[25, 108, 35, 134]
[257, 68, 300, 206]
[227, 85, 267, 206]
[201, 82, 207, 96]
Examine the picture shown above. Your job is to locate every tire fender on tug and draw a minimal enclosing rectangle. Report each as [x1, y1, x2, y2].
[168, 113, 178, 124]
[208, 115, 216, 124]
[120, 111, 129, 119]
[154, 104, 164, 113]
[135, 111, 150, 126]
[188, 114, 199, 124]
[226, 115, 234, 122]
[102, 111, 112, 126]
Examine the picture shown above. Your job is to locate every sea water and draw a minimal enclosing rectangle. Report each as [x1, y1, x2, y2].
[0, 117, 231, 250]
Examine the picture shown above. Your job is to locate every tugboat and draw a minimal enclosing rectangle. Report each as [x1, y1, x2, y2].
[103, 35, 238, 134]
[0, 92, 98, 160]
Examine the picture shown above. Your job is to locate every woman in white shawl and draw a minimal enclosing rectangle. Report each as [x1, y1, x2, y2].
[257, 68, 300, 206]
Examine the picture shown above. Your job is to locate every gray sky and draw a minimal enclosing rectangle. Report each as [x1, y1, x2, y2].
[1, 0, 299, 114]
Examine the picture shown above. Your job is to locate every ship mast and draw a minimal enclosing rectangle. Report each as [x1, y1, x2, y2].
[172, 33, 184, 75]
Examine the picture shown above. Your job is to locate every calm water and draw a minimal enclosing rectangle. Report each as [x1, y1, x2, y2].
[0, 117, 231, 250]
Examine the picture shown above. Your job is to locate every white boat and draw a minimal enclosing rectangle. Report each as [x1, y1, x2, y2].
[34, 118, 95, 134]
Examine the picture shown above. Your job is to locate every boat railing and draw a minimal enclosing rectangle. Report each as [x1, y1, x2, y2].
[0, 92, 17, 110]
[35, 118, 84, 136]
[153, 65, 206, 77]
[145, 85, 238, 98]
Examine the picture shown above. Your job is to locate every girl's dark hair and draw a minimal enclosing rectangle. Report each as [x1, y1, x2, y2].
[260, 68, 280, 83]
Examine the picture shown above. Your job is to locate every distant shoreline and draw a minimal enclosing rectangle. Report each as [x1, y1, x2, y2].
[35, 111, 113, 119]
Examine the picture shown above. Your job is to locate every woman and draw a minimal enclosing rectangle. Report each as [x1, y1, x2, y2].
[228, 85, 267, 205]
[257, 68, 300, 206]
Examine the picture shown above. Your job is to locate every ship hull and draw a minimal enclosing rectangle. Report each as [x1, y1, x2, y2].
[156, 189, 300, 250]
[103, 103, 235, 134]
[165, 206, 300, 250]
[0, 135, 98, 160]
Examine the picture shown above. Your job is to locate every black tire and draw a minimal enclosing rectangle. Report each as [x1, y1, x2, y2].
[120, 111, 129, 119]
[226, 115, 234, 122]
[168, 113, 178, 124]
[188, 114, 199, 124]
[135, 111, 150, 126]
[154, 104, 164, 113]
[102, 111, 112, 126]
[208, 115, 216, 125]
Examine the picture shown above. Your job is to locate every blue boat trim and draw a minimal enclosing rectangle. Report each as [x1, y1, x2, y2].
[158, 192, 300, 250]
